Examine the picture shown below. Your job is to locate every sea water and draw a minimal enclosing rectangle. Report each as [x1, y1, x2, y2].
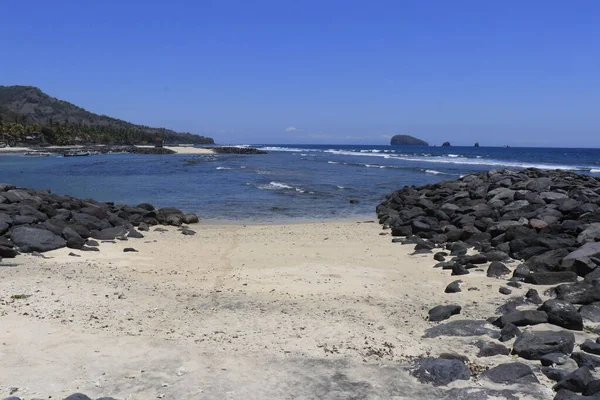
[1, 145, 599, 221]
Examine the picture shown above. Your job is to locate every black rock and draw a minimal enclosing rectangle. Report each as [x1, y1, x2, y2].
[123, 247, 138, 253]
[513, 263, 531, 279]
[541, 353, 570, 367]
[410, 357, 470, 386]
[571, 352, 600, 370]
[434, 252, 446, 262]
[63, 394, 92, 400]
[525, 288, 543, 304]
[512, 330, 575, 360]
[428, 304, 462, 322]
[85, 239, 100, 247]
[474, 340, 510, 357]
[499, 322, 521, 342]
[499, 286, 512, 295]
[0, 245, 18, 258]
[539, 299, 584, 331]
[493, 310, 548, 328]
[507, 281, 522, 288]
[445, 280, 462, 293]
[10, 225, 66, 253]
[581, 340, 600, 356]
[556, 281, 600, 305]
[181, 228, 196, 235]
[487, 261, 511, 277]
[481, 362, 539, 384]
[579, 302, 600, 322]
[526, 271, 579, 285]
[584, 380, 600, 396]
[554, 367, 594, 393]
[542, 367, 570, 383]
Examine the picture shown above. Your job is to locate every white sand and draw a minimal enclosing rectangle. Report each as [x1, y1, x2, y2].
[0, 221, 556, 399]
[0, 146, 32, 153]
[136, 145, 215, 154]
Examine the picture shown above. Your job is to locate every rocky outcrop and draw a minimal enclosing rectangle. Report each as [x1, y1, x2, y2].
[0, 184, 200, 257]
[212, 147, 267, 154]
[390, 135, 429, 146]
[442, 141, 451, 147]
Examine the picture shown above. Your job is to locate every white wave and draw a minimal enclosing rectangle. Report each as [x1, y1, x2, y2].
[591, 169, 600, 173]
[447, 154, 462, 158]
[232, 144, 251, 148]
[240, 166, 247, 169]
[300, 153, 307, 156]
[258, 181, 294, 190]
[256, 170, 272, 175]
[216, 166, 232, 170]
[324, 149, 392, 158]
[257, 146, 317, 152]
[337, 185, 345, 189]
[327, 161, 340, 164]
[425, 169, 443, 175]
[397, 155, 585, 171]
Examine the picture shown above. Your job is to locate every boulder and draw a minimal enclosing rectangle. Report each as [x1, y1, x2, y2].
[499, 323, 521, 342]
[581, 340, 600, 356]
[410, 358, 469, 386]
[554, 367, 594, 393]
[487, 261, 511, 277]
[63, 394, 92, 400]
[539, 299, 584, 331]
[493, 310, 548, 328]
[571, 352, 600, 370]
[578, 224, 600, 245]
[0, 245, 18, 258]
[579, 302, 600, 322]
[556, 282, 600, 305]
[474, 341, 510, 357]
[512, 331, 575, 360]
[542, 368, 570, 383]
[91, 226, 127, 241]
[481, 362, 539, 385]
[526, 271, 579, 285]
[182, 213, 199, 224]
[541, 353, 570, 367]
[10, 226, 66, 253]
[527, 249, 570, 272]
[445, 280, 462, 293]
[428, 305, 461, 322]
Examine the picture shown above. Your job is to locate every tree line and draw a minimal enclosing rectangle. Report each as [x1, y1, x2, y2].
[0, 115, 212, 146]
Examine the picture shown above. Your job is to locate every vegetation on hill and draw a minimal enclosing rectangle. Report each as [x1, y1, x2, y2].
[0, 86, 214, 146]
[390, 134, 429, 146]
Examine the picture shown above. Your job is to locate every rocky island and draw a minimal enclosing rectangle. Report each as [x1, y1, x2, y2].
[390, 134, 429, 146]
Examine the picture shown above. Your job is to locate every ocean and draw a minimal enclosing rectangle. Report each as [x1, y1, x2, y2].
[1, 145, 599, 221]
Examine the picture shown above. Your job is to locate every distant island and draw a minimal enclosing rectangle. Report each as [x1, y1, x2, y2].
[390, 135, 429, 146]
[442, 141, 451, 147]
[0, 86, 214, 146]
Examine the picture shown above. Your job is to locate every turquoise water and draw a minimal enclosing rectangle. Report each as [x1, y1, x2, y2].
[1, 145, 599, 221]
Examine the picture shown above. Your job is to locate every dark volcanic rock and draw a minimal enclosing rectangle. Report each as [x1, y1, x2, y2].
[541, 353, 570, 367]
[525, 288, 544, 304]
[526, 271, 579, 285]
[579, 302, 600, 322]
[539, 299, 584, 331]
[581, 340, 600, 356]
[10, 226, 66, 252]
[556, 282, 600, 305]
[428, 304, 462, 322]
[493, 310, 549, 328]
[571, 352, 600, 370]
[499, 323, 521, 342]
[487, 261, 511, 277]
[445, 280, 462, 293]
[512, 330, 575, 360]
[499, 286, 512, 295]
[451, 264, 470, 276]
[554, 367, 594, 393]
[63, 394, 92, 400]
[474, 340, 510, 357]
[481, 362, 539, 384]
[411, 357, 469, 386]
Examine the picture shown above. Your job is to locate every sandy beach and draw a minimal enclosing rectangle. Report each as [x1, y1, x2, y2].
[0, 220, 556, 399]
[135, 145, 215, 155]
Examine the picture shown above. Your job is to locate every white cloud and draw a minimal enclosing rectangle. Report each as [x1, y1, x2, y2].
[285, 126, 298, 132]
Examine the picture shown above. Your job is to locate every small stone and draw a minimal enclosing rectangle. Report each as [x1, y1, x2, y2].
[499, 287, 512, 295]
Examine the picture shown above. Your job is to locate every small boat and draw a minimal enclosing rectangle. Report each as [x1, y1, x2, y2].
[63, 151, 91, 157]
[24, 151, 53, 157]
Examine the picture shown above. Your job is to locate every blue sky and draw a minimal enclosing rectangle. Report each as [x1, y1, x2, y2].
[1, 1, 599, 147]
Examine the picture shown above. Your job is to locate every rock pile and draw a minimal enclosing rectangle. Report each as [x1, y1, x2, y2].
[0, 184, 199, 259]
[377, 168, 600, 399]
[211, 146, 268, 154]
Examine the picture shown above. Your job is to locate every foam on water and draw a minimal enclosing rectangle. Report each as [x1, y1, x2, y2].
[216, 166, 232, 170]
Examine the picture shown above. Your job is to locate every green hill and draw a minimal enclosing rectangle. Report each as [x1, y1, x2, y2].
[0, 85, 214, 145]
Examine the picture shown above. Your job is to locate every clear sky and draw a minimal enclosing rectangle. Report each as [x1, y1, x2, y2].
[1, 1, 599, 147]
